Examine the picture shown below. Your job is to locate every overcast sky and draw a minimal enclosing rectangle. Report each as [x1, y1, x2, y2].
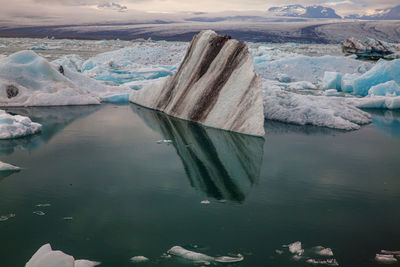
[0, 0, 399, 26]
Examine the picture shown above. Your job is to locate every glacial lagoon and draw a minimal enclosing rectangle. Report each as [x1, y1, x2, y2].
[0, 104, 400, 266]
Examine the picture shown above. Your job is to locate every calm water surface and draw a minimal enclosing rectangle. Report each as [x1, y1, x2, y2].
[0, 104, 399, 267]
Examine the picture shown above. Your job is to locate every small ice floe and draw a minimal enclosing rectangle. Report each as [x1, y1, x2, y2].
[0, 161, 20, 171]
[200, 200, 210, 205]
[375, 254, 398, 264]
[36, 203, 51, 207]
[130, 256, 149, 263]
[312, 246, 334, 257]
[287, 241, 304, 257]
[33, 211, 45, 216]
[156, 139, 173, 144]
[0, 110, 42, 139]
[167, 246, 243, 264]
[63, 217, 73, 220]
[161, 253, 171, 259]
[381, 250, 400, 255]
[26, 243, 100, 267]
[0, 213, 15, 221]
[306, 258, 339, 266]
[275, 249, 284, 255]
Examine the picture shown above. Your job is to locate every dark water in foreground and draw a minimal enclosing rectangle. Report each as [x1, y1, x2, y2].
[0, 104, 400, 267]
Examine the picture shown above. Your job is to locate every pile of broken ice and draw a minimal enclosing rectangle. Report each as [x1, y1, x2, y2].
[1, 32, 400, 134]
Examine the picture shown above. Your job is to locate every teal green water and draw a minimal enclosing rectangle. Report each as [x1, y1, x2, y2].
[0, 104, 400, 267]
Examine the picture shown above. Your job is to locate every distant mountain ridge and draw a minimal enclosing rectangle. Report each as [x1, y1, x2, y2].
[268, 4, 341, 19]
[345, 5, 400, 20]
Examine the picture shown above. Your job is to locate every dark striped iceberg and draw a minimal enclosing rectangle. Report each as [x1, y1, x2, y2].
[130, 30, 265, 137]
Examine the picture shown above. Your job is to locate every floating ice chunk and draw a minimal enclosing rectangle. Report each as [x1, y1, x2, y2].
[263, 86, 371, 130]
[63, 217, 73, 220]
[0, 161, 20, 171]
[214, 254, 244, 263]
[353, 59, 400, 96]
[26, 243, 99, 267]
[347, 96, 400, 110]
[322, 72, 342, 90]
[341, 73, 359, 93]
[368, 81, 400, 96]
[156, 139, 172, 144]
[36, 204, 51, 207]
[33, 211, 45, 216]
[0, 110, 41, 139]
[306, 258, 339, 266]
[375, 254, 398, 264]
[130, 256, 149, 263]
[200, 200, 210, 204]
[275, 250, 284, 255]
[167, 246, 215, 264]
[0, 51, 100, 106]
[381, 250, 400, 255]
[288, 241, 304, 255]
[312, 246, 334, 257]
[0, 213, 15, 221]
[324, 89, 341, 96]
[167, 246, 243, 264]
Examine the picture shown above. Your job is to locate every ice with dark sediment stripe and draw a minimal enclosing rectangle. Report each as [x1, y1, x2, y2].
[130, 30, 265, 137]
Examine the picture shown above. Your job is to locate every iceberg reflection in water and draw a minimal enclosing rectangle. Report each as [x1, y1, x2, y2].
[0, 105, 100, 155]
[131, 104, 265, 202]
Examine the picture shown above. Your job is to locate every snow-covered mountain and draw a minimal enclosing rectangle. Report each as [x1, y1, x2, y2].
[345, 5, 400, 20]
[268, 5, 341, 19]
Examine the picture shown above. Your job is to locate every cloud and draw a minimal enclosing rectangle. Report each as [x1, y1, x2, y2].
[97, 2, 128, 12]
[0, 0, 399, 26]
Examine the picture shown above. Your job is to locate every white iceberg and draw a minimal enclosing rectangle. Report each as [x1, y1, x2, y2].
[352, 59, 400, 96]
[312, 246, 334, 257]
[346, 96, 400, 109]
[26, 244, 100, 267]
[130, 256, 149, 263]
[322, 72, 342, 90]
[263, 84, 371, 130]
[0, 161, 20, 171]
[341, 73, 360, 93]
[0, 50, 130, 106]
[167, 246, 243, 264]
[375, 254, 398, 264]
[368, 80, 400, 96]
[288, 241, 304, 255]
[0, 110, 41, 139]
